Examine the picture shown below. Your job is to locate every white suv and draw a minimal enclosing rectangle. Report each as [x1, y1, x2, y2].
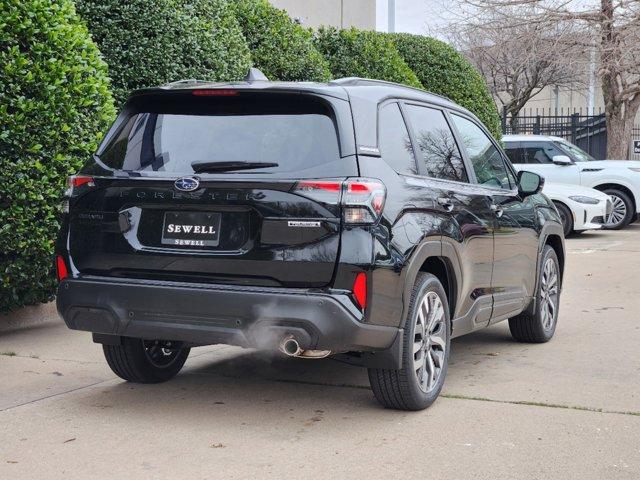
[503, 135, 640, 229]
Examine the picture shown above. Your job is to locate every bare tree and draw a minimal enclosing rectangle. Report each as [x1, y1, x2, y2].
[450, 11, 586, 130]
[448, 0, 640, 158]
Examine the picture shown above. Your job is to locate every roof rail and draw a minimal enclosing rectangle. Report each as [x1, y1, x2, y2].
[330, 77, 452, 103]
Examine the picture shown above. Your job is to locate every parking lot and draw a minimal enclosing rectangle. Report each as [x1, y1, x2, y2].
[1, 226, 639, 479]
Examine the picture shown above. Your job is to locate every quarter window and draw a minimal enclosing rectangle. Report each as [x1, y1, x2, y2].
[378, 103, 417, 175]
[405, 105, 468, 182]
[451, 115, 514, 190]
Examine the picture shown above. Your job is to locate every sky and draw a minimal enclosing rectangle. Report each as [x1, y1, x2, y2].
[376, 0, 453, 37]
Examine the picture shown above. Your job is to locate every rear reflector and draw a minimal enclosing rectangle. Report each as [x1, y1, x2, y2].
[56, 255, 69, 282]
[352, 272, 367, 310]
[192, 89, 238, 96]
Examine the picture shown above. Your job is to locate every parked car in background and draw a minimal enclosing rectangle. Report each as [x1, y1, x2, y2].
[55, 72, 565, 411]
[543, 182, 611, 236]
[503, 135, 640, 230]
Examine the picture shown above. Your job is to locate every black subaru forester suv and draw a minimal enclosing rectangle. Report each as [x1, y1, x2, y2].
[56, 70, 565, 410]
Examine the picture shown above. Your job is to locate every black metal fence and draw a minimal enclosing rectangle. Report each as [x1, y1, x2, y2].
[501, 107, 608, 159]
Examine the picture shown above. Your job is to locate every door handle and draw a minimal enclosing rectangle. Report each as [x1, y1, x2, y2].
[437, 197, 454, 212]
[491, 204, 504, 218]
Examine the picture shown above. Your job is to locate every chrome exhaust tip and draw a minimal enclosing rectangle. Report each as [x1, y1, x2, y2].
[278, 335, 331, 359]
[279, 336, 302, 357]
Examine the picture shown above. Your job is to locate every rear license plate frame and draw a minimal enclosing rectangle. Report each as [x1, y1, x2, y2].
[161, 211, 222, 247]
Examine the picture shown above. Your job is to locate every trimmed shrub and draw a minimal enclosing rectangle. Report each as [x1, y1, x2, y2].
[387, 33, 501, 138]
[314, 27, 422, 89]
[75, 0, 252, 105]
[0, 0, 115, 311]
[231, 0, 331, 82]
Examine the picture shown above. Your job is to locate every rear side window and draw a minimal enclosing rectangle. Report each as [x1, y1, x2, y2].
[378, 103, 417, 175]
[404, 104, 469, 182]
[98, 94, 347, 178]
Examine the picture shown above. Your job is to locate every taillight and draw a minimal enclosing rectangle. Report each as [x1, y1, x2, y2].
[352, 272, 367, 310]
[56, 255, 69, 282]
[294, 180, 343, 205]
[343, 179, 386, 224]
[66, 175, 95, 194]
[293, 178, 386, 225]
[64, 175, 95, 212]
[69, 176, 95, 188]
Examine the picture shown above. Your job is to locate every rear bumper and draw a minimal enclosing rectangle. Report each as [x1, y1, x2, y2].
[56, 276, 400, 356]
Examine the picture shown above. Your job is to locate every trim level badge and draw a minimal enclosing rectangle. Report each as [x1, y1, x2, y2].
[288, 221, 321, 228]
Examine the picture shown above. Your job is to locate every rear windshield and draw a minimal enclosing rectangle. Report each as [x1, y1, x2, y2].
[98, 93, 348, 178]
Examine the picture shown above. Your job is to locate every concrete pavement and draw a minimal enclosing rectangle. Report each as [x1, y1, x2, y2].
[1, 226, 639, 479]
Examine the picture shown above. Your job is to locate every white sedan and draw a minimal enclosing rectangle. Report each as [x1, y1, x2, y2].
[543, 182, 612, 236]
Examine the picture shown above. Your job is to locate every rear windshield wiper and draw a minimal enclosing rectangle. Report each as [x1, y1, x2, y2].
[191, 161, 279, 173]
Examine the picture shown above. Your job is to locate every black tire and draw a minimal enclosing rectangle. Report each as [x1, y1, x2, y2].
[603, 188, 634, 230]
[509, 245, 560, 343]
[103, 337, 190, 383]
[553, 201, 573, 237]
[368, 273, 451, 411]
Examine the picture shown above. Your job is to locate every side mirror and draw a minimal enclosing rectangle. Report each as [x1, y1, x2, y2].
[518, 170, 544, 197]
[552, 155, 573, 166]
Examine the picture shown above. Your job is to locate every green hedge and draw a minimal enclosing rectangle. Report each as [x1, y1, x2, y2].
[386, 33, 501, 139]
[76, 0, 252, 105]
[0, 0, 115, 311]
[314, 27, 422, 88]
[231, 0, 331, 81]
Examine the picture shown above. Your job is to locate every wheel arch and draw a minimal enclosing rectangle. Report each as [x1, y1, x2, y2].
[593, 183, 637, 214]
[418, 256, 457, 319]
[524, 227, 565, 318]
[401, 240, 461, 323]
[545, 233, 565, 282]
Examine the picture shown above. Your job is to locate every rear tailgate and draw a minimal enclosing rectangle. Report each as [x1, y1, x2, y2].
[65, 88, 356, 288]
[68, 178, 343, 287]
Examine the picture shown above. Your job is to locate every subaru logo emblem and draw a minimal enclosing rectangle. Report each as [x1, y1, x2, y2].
[174, 176, 200, 192]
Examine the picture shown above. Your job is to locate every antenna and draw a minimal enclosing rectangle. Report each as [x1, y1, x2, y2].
[245, 68, 269, 82]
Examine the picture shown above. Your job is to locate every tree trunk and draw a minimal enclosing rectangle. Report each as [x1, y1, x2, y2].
[602, 73, 640, 159]
[605, 108, 635, 159]
[598, 0, 639, 160]
[508, 105, 522, 133]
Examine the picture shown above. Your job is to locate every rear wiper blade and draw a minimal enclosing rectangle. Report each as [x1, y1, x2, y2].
[191, 161, 278, 173]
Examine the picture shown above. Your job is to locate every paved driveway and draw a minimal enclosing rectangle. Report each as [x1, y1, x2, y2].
[1, 226, 639, 479]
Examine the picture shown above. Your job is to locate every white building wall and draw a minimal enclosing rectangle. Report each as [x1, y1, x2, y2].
[268, 0, 377, 30]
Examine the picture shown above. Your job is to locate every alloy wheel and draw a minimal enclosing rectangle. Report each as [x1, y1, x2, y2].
[539, 258, 559, 330]
[605, 194, 627, 228]
[413, 291, 447, 393]
[142, 340, 183, 368]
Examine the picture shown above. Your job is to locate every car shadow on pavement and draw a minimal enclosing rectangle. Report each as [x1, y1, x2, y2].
[69, 324, 521, 416]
